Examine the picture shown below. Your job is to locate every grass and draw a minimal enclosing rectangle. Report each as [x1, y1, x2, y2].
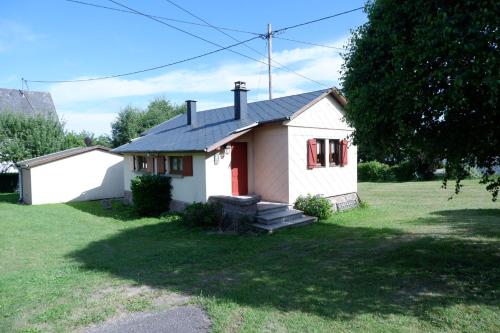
[0, 180, 499, 333]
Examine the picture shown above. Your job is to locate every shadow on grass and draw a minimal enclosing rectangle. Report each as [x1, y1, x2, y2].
[414, 209, 500, 238]
[0, 192, 18, 203]
[68, 217, 500, 323]
[66, 199, 139, 222]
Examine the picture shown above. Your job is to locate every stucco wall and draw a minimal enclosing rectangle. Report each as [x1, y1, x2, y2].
[286, 95, 357, 203]
[253, 124, 289, 203]
[28, 150, 123, 205]
[123, 153, 207, 203]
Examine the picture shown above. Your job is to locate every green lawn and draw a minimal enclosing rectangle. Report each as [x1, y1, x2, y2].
[1, 181, 499, 333]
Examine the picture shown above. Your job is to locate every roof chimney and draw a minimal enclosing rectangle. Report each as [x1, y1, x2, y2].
[186, 100, 197, 127]
[232, 81, 248, 120]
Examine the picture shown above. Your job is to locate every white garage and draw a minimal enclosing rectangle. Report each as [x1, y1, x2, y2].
[17, 146, 124, 205]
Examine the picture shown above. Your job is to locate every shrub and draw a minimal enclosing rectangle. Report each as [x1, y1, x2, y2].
[390, 160, 416, 181]
[357, 161, 392, 182]
[182, 202, 222, 228]
[130, 174, 172, 216]
[0, 173, 18, 192]
[294, 194, 333, 220]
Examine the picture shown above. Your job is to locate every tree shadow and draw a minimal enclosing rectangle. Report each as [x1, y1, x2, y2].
[415, 209, 500, 238]
[66, 199, 139, 222]
[0, 192, 18, 203]
[67, 220, 499, 324]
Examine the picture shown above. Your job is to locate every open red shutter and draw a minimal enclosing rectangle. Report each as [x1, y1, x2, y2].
[307, 139, 317, 169]
[340, 140, 348, 166]
[157, 157, 165, 174]
[183, 156, 193, 176]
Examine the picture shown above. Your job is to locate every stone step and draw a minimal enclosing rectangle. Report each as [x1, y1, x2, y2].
[256, 209, 304, 225]
[252, 215, 317, 233]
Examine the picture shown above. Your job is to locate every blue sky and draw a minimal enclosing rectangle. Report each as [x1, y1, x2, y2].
[0, 0, 367, 134]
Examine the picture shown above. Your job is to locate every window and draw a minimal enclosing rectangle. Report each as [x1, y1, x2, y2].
[329, 140, 340, 166]
[134, 155, 147, 172]
[169, 156, 184, 175]
[316, 139, 326, 167]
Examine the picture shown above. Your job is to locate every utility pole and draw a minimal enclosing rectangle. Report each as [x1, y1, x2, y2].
[267, 23, 273, 100]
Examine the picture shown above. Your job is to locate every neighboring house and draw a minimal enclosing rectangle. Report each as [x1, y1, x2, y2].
[0, 88, 57, 119]
[114, 81, 357, 212]
[0, 88, 59, 174]
[17, 146, 123, 205]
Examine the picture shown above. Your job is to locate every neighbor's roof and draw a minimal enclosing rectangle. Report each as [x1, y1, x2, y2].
[114, 88, 345, 154]
[0, 88, 58, 119]
[17, 146, 120, 169]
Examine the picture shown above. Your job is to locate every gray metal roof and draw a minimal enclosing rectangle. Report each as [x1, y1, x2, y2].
[0, 88, 58, 119]
[17, 146, 119, 169]
[113, 88, 338, 154]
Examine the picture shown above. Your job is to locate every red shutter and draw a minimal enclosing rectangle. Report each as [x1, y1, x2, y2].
[307, 139, 317, 169]
[183, 156, 193, 176]
[340, 140, 348, 166]
[146, 156, 154, 173]
[157, 157, 165, 174]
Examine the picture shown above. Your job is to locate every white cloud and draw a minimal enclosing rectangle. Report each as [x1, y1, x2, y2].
[49, 36, 349, 134]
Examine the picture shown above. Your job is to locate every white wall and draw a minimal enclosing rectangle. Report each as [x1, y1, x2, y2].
[253, 124, 289, 203]
[124, 153, 207, 203]
[28, 150, 123, 205]
[204, 132, 255, 199]
[286, 95, 357, 203]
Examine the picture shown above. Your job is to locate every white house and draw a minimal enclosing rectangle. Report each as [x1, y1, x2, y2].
[114, 82, 357, 231]
[17, 146, 124, 205]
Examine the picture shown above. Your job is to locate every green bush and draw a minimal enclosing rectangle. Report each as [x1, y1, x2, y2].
[390, 160, 416, 181]
[357, 161, 392, 182]
[182, 202, 222, 228]
[130, 174, 172, 216]
[294, 194, 333, 220]
[0, 173, 18, 192]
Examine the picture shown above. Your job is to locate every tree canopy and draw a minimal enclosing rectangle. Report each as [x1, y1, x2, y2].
[111, 98, 185, 147]
[342, 0, 500, 199]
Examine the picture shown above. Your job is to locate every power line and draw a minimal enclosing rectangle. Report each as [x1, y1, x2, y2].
[63, 0, 260, 35]
[25, 36, 259, 83]
[112, 0, 328, 88]
[161, 0, 328, 90]
[273, 7, 364, 34]
[274, 36, 347, 50]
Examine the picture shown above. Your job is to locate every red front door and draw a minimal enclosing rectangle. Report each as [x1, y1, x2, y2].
[231, 142, 248, 196]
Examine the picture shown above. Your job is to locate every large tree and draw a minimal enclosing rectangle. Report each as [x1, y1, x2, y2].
[342, 0, 500, 199]
[0, 112, 66, 163]
[111, 98, 185, 147]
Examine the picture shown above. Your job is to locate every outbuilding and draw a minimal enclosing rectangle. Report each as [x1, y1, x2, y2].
[17, 146, 123, 205]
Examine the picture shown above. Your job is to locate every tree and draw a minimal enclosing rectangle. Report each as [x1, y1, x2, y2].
[0, 112, 66, 163]
[111, 98, 185, 147]
[65, 130, 112, 149]
[342, 0, 500, 199]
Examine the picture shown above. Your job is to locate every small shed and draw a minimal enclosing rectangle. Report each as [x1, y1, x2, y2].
[17, 146, 123, 205]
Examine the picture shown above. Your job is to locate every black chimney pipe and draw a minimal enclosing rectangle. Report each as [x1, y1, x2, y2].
[186, 100, 197, 126]
[232, 81, 248, 120]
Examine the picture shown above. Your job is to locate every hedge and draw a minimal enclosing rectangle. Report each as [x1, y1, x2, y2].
[0, 173, 18, 192]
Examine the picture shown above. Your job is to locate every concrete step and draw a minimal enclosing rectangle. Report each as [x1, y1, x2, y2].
[252, 215, 317, 233]
[256, 202, 289, 216]
[256, 209, 304, 225]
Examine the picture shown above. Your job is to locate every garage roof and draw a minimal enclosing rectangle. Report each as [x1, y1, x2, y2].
[17, 146, 119, 169]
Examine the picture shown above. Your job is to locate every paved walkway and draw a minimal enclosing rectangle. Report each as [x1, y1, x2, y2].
[85, 305, 211, 333]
